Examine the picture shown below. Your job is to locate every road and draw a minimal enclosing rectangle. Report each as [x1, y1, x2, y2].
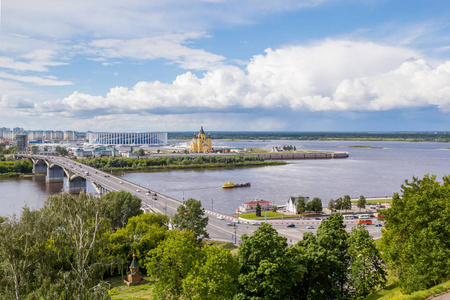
[17, 154, 384, 244]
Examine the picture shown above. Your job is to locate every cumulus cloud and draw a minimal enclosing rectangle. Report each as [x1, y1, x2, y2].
[34, 40, 450, 117]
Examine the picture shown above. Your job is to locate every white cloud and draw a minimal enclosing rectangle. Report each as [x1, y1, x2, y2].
[0, 72, 73, 86]
[88, 33, 225, 70]
[2, 0, 327, 38]
[0, 94, 35, 108]
[33, 40, 450, 117]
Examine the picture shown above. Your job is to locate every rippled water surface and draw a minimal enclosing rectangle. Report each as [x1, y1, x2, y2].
[1, 140, 449, 215]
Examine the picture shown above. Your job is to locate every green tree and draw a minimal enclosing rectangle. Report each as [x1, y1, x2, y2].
[43, 146, 48, 151]
[328, 199, 336, 210]
[54, 145, 68, 156]
[146, 230, 199, 299]
[348, 225, 386, 299]
[237, 223, 302, 299]
[172, 198, 209, 241]
[357, 195, 366, 211]
[31, 145, 38, 154]
[255, 202, 262, 217]
[343, 195, 352, 211]
[101, 213, 169, 274]
[183, 245, 240, 300]
[137, 148, 145, 156]
[101, 191, 143, 228]
[310, 197, 323, 212]
[304, 213, 350, 300]
[11, 160, 32, 173]
[0, 208, 49, 300]
[296, 197, 307, 214]
[381, 174, 450, 294]
[43, 193, 115, 299]
[334, 197, 343, 211]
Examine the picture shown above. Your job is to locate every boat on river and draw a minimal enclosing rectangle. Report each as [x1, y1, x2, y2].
[222, 181, 251, 189]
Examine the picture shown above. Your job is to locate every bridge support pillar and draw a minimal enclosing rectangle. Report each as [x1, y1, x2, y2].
[33, 162, 47, 174]
[46, 165, 64, 183]
[67, 177, 87, 192]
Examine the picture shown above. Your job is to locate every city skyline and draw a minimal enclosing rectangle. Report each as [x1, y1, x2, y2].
[1, 1, 450, 132]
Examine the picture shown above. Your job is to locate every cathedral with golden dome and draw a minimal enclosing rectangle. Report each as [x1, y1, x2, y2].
[190, 125, 213, 153]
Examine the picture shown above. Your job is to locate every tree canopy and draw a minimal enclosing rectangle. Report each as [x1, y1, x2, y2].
[172, 198, 209, 241]
[381, 174, 450, 294]
[101, 191, 143, 228]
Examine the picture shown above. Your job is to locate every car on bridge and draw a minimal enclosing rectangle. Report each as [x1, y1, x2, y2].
[287, 223, 295, 228]
[306, 225, 315, 229]
[227, 222, 237, 226]
[217, 215, 225, 220]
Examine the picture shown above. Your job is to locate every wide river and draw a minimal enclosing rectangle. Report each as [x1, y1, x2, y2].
[1, 140, 449, 216]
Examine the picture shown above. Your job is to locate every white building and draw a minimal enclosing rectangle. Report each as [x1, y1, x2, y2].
[285, 196, 310, 214]
[87, 132, 168, 146]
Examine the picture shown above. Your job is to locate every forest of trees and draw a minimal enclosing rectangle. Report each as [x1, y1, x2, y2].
[0, 174, 449, 299]
[77, 155, 281, 171]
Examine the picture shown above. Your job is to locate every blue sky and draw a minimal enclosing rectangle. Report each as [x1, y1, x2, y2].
[1, 0, 450, 132]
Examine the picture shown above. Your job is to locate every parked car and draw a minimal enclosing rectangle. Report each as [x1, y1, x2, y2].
[287, 223, 295, 228]
[306, 225, 315, 229]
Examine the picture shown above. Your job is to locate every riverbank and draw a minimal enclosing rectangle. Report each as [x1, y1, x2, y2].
[76, 155, 287, 172]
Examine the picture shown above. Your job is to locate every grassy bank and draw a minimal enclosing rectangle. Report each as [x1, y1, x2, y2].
[107, 276, 153, 300]
[365, 278, 450, 300]
[0, 172, 23, 178]
[234, 211, 321, 220]
[351, 198, 392, 204]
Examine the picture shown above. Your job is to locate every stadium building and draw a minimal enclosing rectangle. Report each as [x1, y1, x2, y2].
[87, 132, 168, 146]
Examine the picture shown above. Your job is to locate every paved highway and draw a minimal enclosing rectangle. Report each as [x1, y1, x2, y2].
[17, 154, 384, 244]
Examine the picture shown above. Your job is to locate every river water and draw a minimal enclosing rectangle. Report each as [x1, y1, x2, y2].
[1, 140, 449, 216]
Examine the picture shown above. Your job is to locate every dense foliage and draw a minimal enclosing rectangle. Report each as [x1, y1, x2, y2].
[172, 198, 209, 242]
[0, 160, 33, 174]
[76, 155, 277, 171]
[3, 173, 448, 298]
[0, 192, 145, 299]
[237, 216, 386, 300]
[381, 174, 450, 294]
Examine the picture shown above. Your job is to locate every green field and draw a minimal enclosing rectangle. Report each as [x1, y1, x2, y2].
[234, 211, 321, 220]
[107, 276, 153, 300]
[364, 278, 450, 300]
[351, 198, 392, 204]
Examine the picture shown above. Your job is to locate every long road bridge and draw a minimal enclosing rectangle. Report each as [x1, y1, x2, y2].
[14, 154, 382, 244]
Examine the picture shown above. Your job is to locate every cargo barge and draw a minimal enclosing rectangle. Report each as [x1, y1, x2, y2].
[223, 181, 251, 189]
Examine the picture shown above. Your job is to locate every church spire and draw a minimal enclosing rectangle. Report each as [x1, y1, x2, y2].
[200, 125, 205, 135]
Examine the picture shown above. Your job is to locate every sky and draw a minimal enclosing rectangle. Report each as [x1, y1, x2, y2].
[1, 0, 450, 132]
